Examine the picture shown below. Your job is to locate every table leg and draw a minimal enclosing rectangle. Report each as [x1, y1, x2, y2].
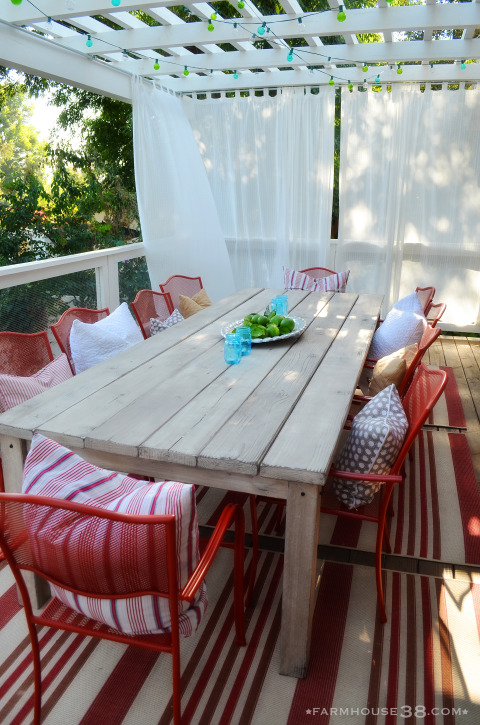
[280, 480, 321, 678]
[0, 435, 51, 610]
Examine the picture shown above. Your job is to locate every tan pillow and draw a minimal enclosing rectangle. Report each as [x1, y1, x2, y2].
[178, 289, 212, 318]
[368, 343, 418, 396]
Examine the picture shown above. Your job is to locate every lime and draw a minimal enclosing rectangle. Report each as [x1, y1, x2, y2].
[243, 319, 253, 327]
[266, 324, 280, 337]
[251, 324, 266, 339]
[279, 317, 295, 333]
[256, 315, 269, 326]
[270, 315, 284, 327]
[250, 315, 260, 324]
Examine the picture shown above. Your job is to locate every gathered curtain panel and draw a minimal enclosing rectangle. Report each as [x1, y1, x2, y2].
[337, 85, 480, 326]
[183, 88, 335, 289]
[131, 76, 235, 302]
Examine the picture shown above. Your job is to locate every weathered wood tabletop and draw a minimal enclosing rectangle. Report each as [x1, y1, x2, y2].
[0, 287, 382, 677]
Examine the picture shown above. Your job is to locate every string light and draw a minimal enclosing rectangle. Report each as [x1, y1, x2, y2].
[86, 34, 93, 47]
[329, 76, 334, 86]
[257, 21, 266, 35]
[210, 12, 217, 20]
[287, 48, 294, 62]
[233, 70, 239, 79]
[184, 66, 189, 76]
[208, 21, 214, 31]
[237, 0, 245, 7]
[10, 0, 22, 5]
[348, 80, 353, 91]
[460, 60, 466, 70]
[337, 5, 346, 22]
[375, 74, 380, 83]
[154, 59, 160, 70]
[397, 63, 402, 75]
[362, 62, 368, 72]
[111, 0, 120, 6]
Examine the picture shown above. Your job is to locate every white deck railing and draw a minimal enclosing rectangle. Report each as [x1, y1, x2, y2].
[0, 242, 147, 314]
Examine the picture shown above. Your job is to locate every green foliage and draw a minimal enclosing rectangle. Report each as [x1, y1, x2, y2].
[0, 91, 46, 190]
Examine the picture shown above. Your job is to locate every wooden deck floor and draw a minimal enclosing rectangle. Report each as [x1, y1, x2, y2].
[425, 335, 480, 487]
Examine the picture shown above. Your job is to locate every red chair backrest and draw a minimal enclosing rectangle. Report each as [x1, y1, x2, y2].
[131, 290, 174, 339]
[397, 324, 441, 398]
[427, 302, 446, 328]
[415, 286, 435, 314]
[0, 492, 178, 608]
[393, 364, 447, 474]
[0, 331, 54, 377]
[299, 266, 336, 279]
[159, 275, 203, 312]
[50, 307, 109, 373]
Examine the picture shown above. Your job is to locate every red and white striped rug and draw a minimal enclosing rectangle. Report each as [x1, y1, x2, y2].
[1, 552, 479, 724]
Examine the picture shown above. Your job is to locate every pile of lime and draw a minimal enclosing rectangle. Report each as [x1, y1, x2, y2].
[237, 310, 296, 339]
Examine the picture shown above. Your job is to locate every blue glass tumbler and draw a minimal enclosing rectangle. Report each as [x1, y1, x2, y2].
[224, 333, 242, 364]
[236, 326, 252, 355]
[277, 295, 289, 315]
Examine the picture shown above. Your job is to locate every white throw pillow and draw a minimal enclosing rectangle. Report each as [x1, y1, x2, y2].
[0, 354, 72, 413]
[392, 292, 424, 316]
[70, 302, 143, 373]
[369, 308, 426, 360]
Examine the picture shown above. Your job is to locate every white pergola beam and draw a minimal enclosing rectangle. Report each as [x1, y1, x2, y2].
[41, 5, 480, 55]
[169, 62, 480, 93]
[0, 22, 135, 101]
[113, 39, 480, 76]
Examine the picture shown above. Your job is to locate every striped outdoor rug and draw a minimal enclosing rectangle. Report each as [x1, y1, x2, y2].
[427, 367, 466, 430]
[1, 553, 479, 724]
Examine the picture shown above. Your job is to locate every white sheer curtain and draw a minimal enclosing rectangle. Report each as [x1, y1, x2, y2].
[338, 86, 480, 326]
[131, 77, 234, 302]
[183, 88, 335, 288]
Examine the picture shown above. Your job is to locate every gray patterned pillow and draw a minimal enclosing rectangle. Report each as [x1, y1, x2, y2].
[332, 384, 408, 510]
[150, 308, 184, 336]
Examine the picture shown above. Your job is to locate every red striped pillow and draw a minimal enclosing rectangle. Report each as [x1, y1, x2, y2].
[283, 266, 350, 293]
[0, 354, 72, 413]
[22, 433, 207, 636]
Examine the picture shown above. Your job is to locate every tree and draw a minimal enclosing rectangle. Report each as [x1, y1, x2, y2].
[0, 91, 46, 192]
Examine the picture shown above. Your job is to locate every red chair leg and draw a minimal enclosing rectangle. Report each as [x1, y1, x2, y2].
[233, 506, 246, 646]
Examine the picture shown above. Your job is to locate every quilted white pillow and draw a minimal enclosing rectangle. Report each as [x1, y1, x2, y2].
[392, 292, 424, 316]
[283, 267, 350, 293]
[332, 384, 408, 510]
[150, 308, 185, 336]
[369, 307, 426, 360]
[70, 302, 143, 374]
[0, 354, 72, 413]
[23, 433, 207, 637]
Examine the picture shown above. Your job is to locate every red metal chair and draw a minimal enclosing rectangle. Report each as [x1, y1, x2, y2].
[299, 266, 336, 279]
[0, 493, 246, 725]
[0, 331, 55, 502]
[50, 307, 109, 373]
[415, 286, 435, 314]
[131, 290, 174, 339]
[159, 275, 203, 313]
[359, 324, 442, 401]
[250, 364, 447, 623]
[0, 331, 54, 377]
[427, 302, 446, 328]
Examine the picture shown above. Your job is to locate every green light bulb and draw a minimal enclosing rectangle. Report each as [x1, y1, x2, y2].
[154, 60, 160, 70]
[184, 66, 189, 76]
[210, 12, 216, 19]
[208, 22, 214, 31]
[337, 6, 346, 22]
[362, 63, 368, 72]
[397, 64, 402, 75]
[329, 76, 334, 86]
[237, 0, 245, 7]
[10, 0, 23, 5]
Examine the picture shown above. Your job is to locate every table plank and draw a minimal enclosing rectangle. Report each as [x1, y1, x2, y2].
[260, 293, 383, 484]
[0, 288, 264, 441]
[140, 292, 331, 467]
[197, 293, 360, 477]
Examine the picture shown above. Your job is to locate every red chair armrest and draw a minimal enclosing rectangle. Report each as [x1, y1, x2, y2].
[328, 468, 403, 484]
[181, 503, 244, 603]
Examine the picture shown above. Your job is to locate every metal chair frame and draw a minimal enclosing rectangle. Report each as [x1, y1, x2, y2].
[299, 266, 336, 279]
[0, 493, 246, 725]
[159, 275, 203, 313]
[0, 331, 54, 377]
[415, 286, 436, 315]
[427, 302, 447, 328]
[131, 290, 174, 339]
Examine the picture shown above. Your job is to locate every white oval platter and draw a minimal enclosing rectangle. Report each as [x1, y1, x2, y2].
[220, 316, 307, 344]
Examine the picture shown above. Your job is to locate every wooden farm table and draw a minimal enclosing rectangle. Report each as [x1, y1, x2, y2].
[0, 288, 382, 678]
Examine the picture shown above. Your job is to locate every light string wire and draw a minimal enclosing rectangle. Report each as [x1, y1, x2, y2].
[10, 0, 472, 88]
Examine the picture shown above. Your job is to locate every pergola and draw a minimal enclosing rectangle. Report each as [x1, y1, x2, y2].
[0, 0, 479, 101]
